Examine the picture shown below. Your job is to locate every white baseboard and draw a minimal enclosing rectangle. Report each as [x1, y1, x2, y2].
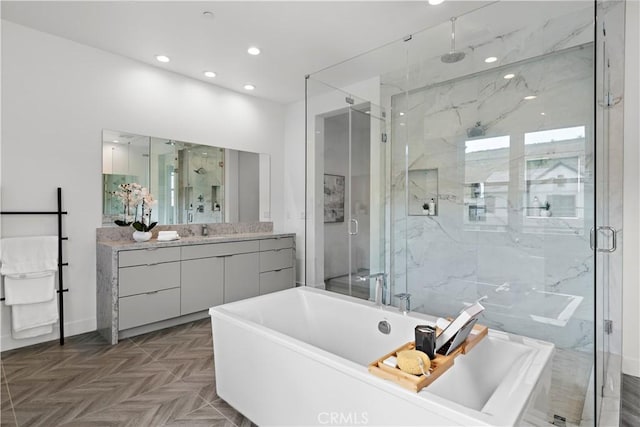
[622, 355, 640, 377]
[0, 317, 96, 352]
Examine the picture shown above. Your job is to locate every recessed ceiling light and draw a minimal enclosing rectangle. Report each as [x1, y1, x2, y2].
[399, 122, 406, 126]
[484, 56, 498, 63]
[428, 0, 445, 5]
[204, 71, 217, 78]
[113, 139, 119, 143]
[540, 112, 546, 116]
[155, 55, 170, 63]
[524, 95, 537, 100]
[399, 112, 405, 116]
[244, 83, 255, 91]
[503, 73, 515, 79]
[247, 46, 261, 56]
[202, 11, 214, 18]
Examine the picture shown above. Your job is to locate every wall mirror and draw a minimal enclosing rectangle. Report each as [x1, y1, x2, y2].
[102, 129, 270, 226]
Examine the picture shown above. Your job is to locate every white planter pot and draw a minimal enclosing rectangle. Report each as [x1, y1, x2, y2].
[132, 231, 152, 242]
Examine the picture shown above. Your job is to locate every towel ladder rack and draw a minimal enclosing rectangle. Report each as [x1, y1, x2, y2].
[0, 187, 69, 345]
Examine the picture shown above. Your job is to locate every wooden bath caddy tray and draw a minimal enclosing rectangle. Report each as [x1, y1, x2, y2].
[368, 323, 488, 392]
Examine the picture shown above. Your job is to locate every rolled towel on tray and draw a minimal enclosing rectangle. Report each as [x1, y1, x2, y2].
[157, 231, 180, 241]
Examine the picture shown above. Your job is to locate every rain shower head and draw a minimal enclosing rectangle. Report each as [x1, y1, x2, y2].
[441, 17, 465, 64]
[441, 51, 466, 63]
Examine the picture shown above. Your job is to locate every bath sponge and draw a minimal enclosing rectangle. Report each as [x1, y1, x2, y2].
[396, 349, 431, 375]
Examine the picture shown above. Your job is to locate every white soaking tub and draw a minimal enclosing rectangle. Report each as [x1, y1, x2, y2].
[209, 287, 554, 426]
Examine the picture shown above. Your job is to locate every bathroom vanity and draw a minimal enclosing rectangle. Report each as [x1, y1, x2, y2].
[96, 227, 295, 344]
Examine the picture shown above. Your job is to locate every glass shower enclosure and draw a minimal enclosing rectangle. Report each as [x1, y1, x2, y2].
[305, 81, 388, 301]
[305, 1, 624, 425]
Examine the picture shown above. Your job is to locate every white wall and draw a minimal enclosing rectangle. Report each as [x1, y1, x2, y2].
[0, 21, 285, 350]
[283, 98, 307, 284]
[622, 0, 640, 377]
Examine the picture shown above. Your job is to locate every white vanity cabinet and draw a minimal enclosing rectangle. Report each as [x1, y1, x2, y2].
[224, 252, 260, 303]
[97, 233, 295, 344]
[180, 256, 224, 314]
[117, 247, 181, 330]
[259, 237, 295, 295]
[181, 240, 259, 308]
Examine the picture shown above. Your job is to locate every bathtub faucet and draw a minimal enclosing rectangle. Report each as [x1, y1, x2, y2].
[394, 293, 412, 314]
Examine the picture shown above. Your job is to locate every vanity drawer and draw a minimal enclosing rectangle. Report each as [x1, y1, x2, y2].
[259, 237, 293, 251]
[259, 268, 294, 295]
[119, 247, 181, 268]
[260, 248, 293, 272]
[118, 287, 180, 330]
[181, 241, 259, 260]
[119, 261, 180, 297]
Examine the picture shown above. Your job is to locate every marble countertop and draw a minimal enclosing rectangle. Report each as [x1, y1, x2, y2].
[97, 232, 296, 251]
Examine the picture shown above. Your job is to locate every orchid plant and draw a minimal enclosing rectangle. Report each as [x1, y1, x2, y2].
[114, 183, 157, 232]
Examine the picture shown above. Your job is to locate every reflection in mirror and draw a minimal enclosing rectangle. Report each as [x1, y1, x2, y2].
[102, 130, 270, 226]
[102, 130, 150, 223]
[150, 138, 225, 225]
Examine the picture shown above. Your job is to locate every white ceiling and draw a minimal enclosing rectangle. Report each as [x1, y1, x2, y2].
[1, 1, 490, 104]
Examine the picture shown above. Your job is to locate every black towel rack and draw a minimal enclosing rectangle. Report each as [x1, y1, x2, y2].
[0, 187, 69, 345]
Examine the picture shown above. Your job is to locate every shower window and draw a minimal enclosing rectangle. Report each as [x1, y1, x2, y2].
[464, 135, 510, 230]
[523, 125, 586, 233]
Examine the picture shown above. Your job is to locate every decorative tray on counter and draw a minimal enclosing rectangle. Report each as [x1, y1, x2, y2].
[367, 323, 488, 392]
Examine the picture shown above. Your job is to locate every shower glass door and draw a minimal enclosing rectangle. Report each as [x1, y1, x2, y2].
[304, 1, 624, 424]
[594, 1, 625, 424]
[305, 78, 387, 300]
[384, 3, 608, 425]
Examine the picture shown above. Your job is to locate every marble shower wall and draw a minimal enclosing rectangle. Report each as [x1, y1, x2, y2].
[390, 45, 597, 351]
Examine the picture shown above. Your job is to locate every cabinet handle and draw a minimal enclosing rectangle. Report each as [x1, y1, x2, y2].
[146, 290, 159, 295]
[274, 269, 283, 272]
[145, 247, 158, 251]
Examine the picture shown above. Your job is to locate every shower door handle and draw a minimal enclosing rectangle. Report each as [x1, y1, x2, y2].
[349, 218, 359, 235]
[590, 226, 617, 252]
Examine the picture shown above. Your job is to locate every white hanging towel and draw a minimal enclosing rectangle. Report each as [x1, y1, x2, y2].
[1, 236, 59, 339]
[0, 236, 58, 275]
[3, 272, 55, 305]
[7, 278, 58, 331]
[12, 325, 53, 339]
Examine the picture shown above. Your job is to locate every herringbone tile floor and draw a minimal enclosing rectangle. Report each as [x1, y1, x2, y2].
[0, 319, 255, 427]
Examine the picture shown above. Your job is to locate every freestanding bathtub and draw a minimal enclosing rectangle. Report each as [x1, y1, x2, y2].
[209, 287, 554, 426]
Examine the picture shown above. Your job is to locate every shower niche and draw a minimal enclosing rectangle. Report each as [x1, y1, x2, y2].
[408, 168, 439, 216]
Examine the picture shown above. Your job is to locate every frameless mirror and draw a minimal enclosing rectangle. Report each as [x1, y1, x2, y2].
[102, 130, 270, 226]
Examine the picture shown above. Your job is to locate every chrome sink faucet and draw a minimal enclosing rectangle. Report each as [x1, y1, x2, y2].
[395, 293, 412, 314]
